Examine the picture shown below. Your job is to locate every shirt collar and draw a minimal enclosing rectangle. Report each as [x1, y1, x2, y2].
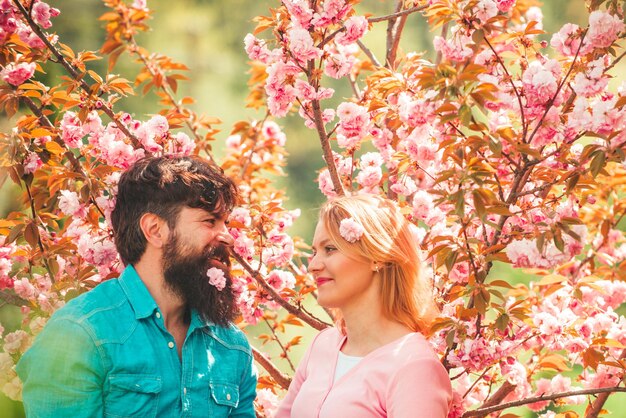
[118, 265, 158, 319]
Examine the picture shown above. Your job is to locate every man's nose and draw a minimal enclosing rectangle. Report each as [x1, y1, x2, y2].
[217, 223, 234, 246]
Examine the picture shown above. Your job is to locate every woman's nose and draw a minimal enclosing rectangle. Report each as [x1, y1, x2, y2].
[308, 253, 321, 273]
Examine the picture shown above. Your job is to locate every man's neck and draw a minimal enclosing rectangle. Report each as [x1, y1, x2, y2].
[133, 258, 188, 328]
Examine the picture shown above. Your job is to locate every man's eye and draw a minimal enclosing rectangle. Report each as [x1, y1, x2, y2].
[204, 219, 216, 225]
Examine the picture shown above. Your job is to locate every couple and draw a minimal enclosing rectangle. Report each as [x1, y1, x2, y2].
[17, 155, 451, 417]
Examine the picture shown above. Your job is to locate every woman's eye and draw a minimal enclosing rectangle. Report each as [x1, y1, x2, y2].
[325, 246, 336, 252]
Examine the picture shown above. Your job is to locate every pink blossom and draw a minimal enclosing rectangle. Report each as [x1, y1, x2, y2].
[324, 50, 355, 79]
[233, 234, 255, 261]
[16, 22, 46, 48]
[496, 0, 516, 12]
[230, 208, 252, 227]
[317, 169, 338, 197]
[167, 132, 195, 156]
[131, 0, 148, 11]
[587, 11, 624, 49]
[264, 231, 294, 267]
[60, 111, 85, 148]
[58, 190, 87, 218]
[550, 23, 589, 56]
[244, 34, 272, 63]
[207, 267, 227, 291]
[13, 277, 36, 300]
[32, 1, 60, 29]
[255, 388, 280, 416]
[572, 57, 609, 97]
[356, 167, 382, 188]
[1, 62, 36, 86]
[266, 270, 296, 291]
[397, 93, 437, 127]
[525, 7, 543, 30]
[311, 0, 350, 27]
[336, 102, 370, 148]
[339, 218, 364, 243]
[283, 0, 313, 28]
[335, 16, 368, 46]
[475, 0, 498, 24]
[23, 152, 42, 174]
[433, 31, 473, 62]
[288, 27, 322, 63]
[522, 59, 561, 108]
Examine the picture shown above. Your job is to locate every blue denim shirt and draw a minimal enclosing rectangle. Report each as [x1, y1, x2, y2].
[17, 265, 257, 417]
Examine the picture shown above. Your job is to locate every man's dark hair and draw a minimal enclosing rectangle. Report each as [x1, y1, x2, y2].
[111, 156, 239, 265]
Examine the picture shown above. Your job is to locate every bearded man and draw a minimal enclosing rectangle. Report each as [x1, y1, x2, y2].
[17, 156, 257, 417]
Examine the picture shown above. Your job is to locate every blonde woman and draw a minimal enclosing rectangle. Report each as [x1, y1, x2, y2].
[275, 195, 452, 418]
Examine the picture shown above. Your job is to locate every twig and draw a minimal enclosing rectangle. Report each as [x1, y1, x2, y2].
[24, 180, 55, 282]
[385, 0, 408, 69]
[586, 349, 626, 417]
[462, 387, 626, 417]
[368, 5, 427, 23]
[231, 252, 329, 331]
[357, 39, 381, 67]
[263, 317, 296, 372]
[252, 346, 292, 390]
[483, 36, 527, 141]
[12, 0, 141, 148]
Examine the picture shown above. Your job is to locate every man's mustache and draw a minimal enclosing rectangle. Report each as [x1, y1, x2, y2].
[206, 243, 231, 271]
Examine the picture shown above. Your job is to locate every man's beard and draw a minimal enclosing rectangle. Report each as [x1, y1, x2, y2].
[162, 232, 237, 327]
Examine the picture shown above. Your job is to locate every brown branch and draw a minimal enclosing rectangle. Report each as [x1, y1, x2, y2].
[368, 5, 427, 23]
[472, 381, 516, 418]
[526, 30, 588, 147]
[252, 346, 292, 390]
[24, 180, 55, 282]
[128, 38, 217, 164]
[462, 387, 626, 417]
[263, 317, 296, 372]
[19, 95, 109, 222]
[311, 98, 344, 196]
[13, 0, 141, 149]
[356, 39, 381, 67]
[231, 252, 329, 330]
[435, 23, 449, 66]
[586, 349, 626, 418]
[483, 36, 527, 141]
[385, 1, 408, 69]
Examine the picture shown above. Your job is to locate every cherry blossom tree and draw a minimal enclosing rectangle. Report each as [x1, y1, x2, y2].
[1, 0, 625, 417]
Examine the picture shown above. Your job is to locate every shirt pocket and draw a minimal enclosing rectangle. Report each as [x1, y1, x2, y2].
[105, 373, 162, 418]
[209, 381, 239, 413]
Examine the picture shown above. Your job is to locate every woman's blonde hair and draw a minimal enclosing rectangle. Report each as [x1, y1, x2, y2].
[319, 194, 438, 334]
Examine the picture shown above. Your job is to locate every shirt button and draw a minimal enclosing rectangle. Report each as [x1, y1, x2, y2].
[156, 312, 161, 319]
[226, 393, 231, 401]
[168, 341, 175, 349]
[183, 387, 187, 395]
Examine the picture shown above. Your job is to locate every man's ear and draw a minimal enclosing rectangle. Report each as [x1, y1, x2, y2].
[139, 213, 170, 249]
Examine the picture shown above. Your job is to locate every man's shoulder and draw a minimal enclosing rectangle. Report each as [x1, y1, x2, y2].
[51, 278, 129, 325]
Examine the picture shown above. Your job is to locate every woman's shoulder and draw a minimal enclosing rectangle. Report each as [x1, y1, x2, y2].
[312, 326, 343, 347]
[386, 332, 442, 363]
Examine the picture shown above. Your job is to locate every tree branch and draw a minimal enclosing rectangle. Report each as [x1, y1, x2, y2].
[13, 0, 142, 148]
[231, 252, 330, 331]
[368, 5, 427, 23]
[252, 346, 292, 390]
[462, 387, 626, 417]
[586, 349, 626, 418]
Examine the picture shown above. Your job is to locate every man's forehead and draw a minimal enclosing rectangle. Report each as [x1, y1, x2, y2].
[182, 206, 229, 219]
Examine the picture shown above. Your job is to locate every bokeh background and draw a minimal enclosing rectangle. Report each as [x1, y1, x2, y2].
[1, 1, 624, 417]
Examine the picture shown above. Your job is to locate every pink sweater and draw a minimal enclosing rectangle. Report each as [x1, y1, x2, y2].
[275, 328, 452, 418]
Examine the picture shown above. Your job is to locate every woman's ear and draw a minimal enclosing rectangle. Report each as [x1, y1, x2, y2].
[371, 261, 380, 273]
[139, 213, 170, 248]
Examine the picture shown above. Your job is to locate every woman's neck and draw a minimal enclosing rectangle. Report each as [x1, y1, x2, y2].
[340, 306, 413, 357]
